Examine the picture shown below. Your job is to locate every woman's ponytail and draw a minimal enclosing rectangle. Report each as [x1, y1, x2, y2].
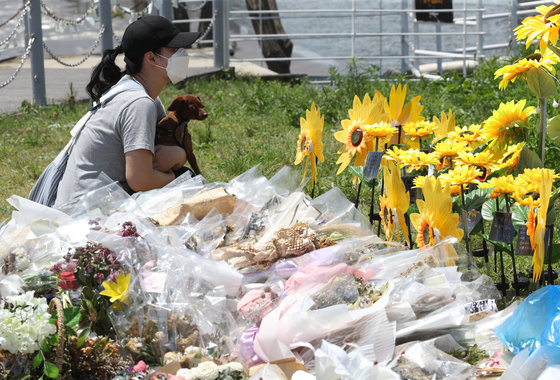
[86, 46, 124, 101]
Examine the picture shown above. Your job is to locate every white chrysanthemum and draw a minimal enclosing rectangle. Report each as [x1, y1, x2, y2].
[191, 361, 219, 380]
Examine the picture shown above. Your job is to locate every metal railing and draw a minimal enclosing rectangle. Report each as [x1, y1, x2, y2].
[0, 0, 554, 105]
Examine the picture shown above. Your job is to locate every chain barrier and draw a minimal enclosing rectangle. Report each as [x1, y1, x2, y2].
[0, 5, 30, 48]
[40, 0, 97, 26]
[42, 26, 105, 67]
[113, 32, 121, 45]
[115, 4, 132, 14]
[183, 0, 210, 12]
[0, 36, 34, 89]
[192, 14, 214, 48]
[0, 0, 31, 29]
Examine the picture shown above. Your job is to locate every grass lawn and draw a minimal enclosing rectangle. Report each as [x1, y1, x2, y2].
[1, 54, 560, 301]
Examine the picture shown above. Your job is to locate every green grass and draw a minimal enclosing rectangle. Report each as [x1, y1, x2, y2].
[2, 52, 560, 301]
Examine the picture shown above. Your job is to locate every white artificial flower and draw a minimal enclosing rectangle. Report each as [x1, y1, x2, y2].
[191, 361, 219, 380]
[0, 291, 56, 354]
[183, 345, 207, 358]
[218, 361, 244, 373]
[176, 368, 195, 380]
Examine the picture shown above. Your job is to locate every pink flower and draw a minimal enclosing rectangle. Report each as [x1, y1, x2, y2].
[132, 360, 147, 373]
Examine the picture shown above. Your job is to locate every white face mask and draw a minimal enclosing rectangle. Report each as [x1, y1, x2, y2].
[156, 48, 190, 84]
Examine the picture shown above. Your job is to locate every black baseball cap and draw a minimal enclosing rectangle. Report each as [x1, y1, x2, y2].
[121, 15, 200, 61]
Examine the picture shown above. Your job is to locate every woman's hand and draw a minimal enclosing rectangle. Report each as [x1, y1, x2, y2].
[153, 144, 187, 172]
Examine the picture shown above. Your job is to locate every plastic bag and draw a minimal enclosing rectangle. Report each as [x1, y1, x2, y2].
[495, 285, 560, 355]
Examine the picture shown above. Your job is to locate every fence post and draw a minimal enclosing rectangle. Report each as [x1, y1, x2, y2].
[161, 0, 173, 21]
[98, 0, 113, 52]
[400, 0, 409, 72]
[28, 0, 46, 106]
[511, 0, 518, 45]
[476, 0, 483, 60]
[213, 0, 230, 69]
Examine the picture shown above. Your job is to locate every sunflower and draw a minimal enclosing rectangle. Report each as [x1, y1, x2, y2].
[402, 120, 438, 140]
[482, 100, 535, 148]
[478, 175, 516, 198]
[334, 94, 377, 174]
[294, 102, 325, 186]
[383, 84, 424, 128]
[513, 168, 559, 207]
[380, 161, 411, 247]
[433, 110, 456, 142]
[385, 147, 440, 172]
[514, 4, 560, 52]
[455, 150, 496, 180]
[379, 194, 394, 240]
[491, 143, 525, 172]
[100, 271, 130, 305]
[410, 177, 464, 254]
[447, 124, 486, 147]
[533, 169, 554, 281]
[434, 140, 469, 158]
[413, 175, 427, 189]
[440, 165, 483, 188]
[494, 49, 560, 90]
[364, 121, 397, 140]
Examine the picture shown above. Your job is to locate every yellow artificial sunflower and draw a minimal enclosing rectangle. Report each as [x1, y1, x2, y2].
[533, 168, 554, 281]
[514, 168, 559, 207]
[383, 84, 424, 128]
[334, 94, 378, 174]
[447, 124, 486, 147]
[364, 121, 397, 142]
[410, 177, 464, 264]
[380, 161, 411, 247]
[478, 175, 516, 198]
[413, 175, 427, 189]
[434, 140, 469, 159]
[455, 150, 496, 180]
[494, 49, 560, 90]
[433, 110, 456, 142]
[491, 143, 525, 172]
[514, 4, 560, 52]
[402, 120, 438, 140]
[482, 100, 535, 148]
[379, 194, 394, 240]
[100, 271, 131, 305]
[294, 102, 325, 186]
[440, 165, 483, 189]
[384, 147, 440, 172]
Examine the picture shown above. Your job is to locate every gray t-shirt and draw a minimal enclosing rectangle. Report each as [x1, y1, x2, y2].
[55, 75, 165, 207]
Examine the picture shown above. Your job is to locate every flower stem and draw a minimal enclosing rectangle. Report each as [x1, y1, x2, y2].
[504, 194, 519, 296]
[538, 97, 548, 164]
[460, 184, 474, 266]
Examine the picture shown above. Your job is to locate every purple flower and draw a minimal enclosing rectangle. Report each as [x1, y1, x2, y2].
[50, 263, 63, 274]
[94, 273, 105, 284]
[86, 263, 93, 274]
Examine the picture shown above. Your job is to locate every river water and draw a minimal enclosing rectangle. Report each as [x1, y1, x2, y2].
[33, 0, 521, 75]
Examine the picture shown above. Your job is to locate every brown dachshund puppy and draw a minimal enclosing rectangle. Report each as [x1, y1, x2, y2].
[155, 95, 208, 175]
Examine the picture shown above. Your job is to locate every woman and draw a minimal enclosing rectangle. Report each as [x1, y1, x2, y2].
[54, 16, 200, 207]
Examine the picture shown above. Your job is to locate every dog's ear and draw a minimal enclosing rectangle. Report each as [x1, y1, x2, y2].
[167, 96, 186, 112]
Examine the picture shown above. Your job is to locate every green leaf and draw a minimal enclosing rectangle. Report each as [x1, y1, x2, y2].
[463, 188, 493, 211]
[481, 197, 505, 221]
[33, 352, 43, 369]
[547, 114, 560, 140]
[547, 43, 560, 58]
[348, 166, 375, 188]
[512, 204, 529, 227]
[526, 67, 557, 98]
[77, 327, 91, 349]
[485, 166, 509, 181]
[44, 361, 59, 379]
[482, 234, 513, 254]
[63, 306, 81, 331]
[515, 147, 543, 174]
[473, 143, 488, 155]
[93, 336, 109, 350]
